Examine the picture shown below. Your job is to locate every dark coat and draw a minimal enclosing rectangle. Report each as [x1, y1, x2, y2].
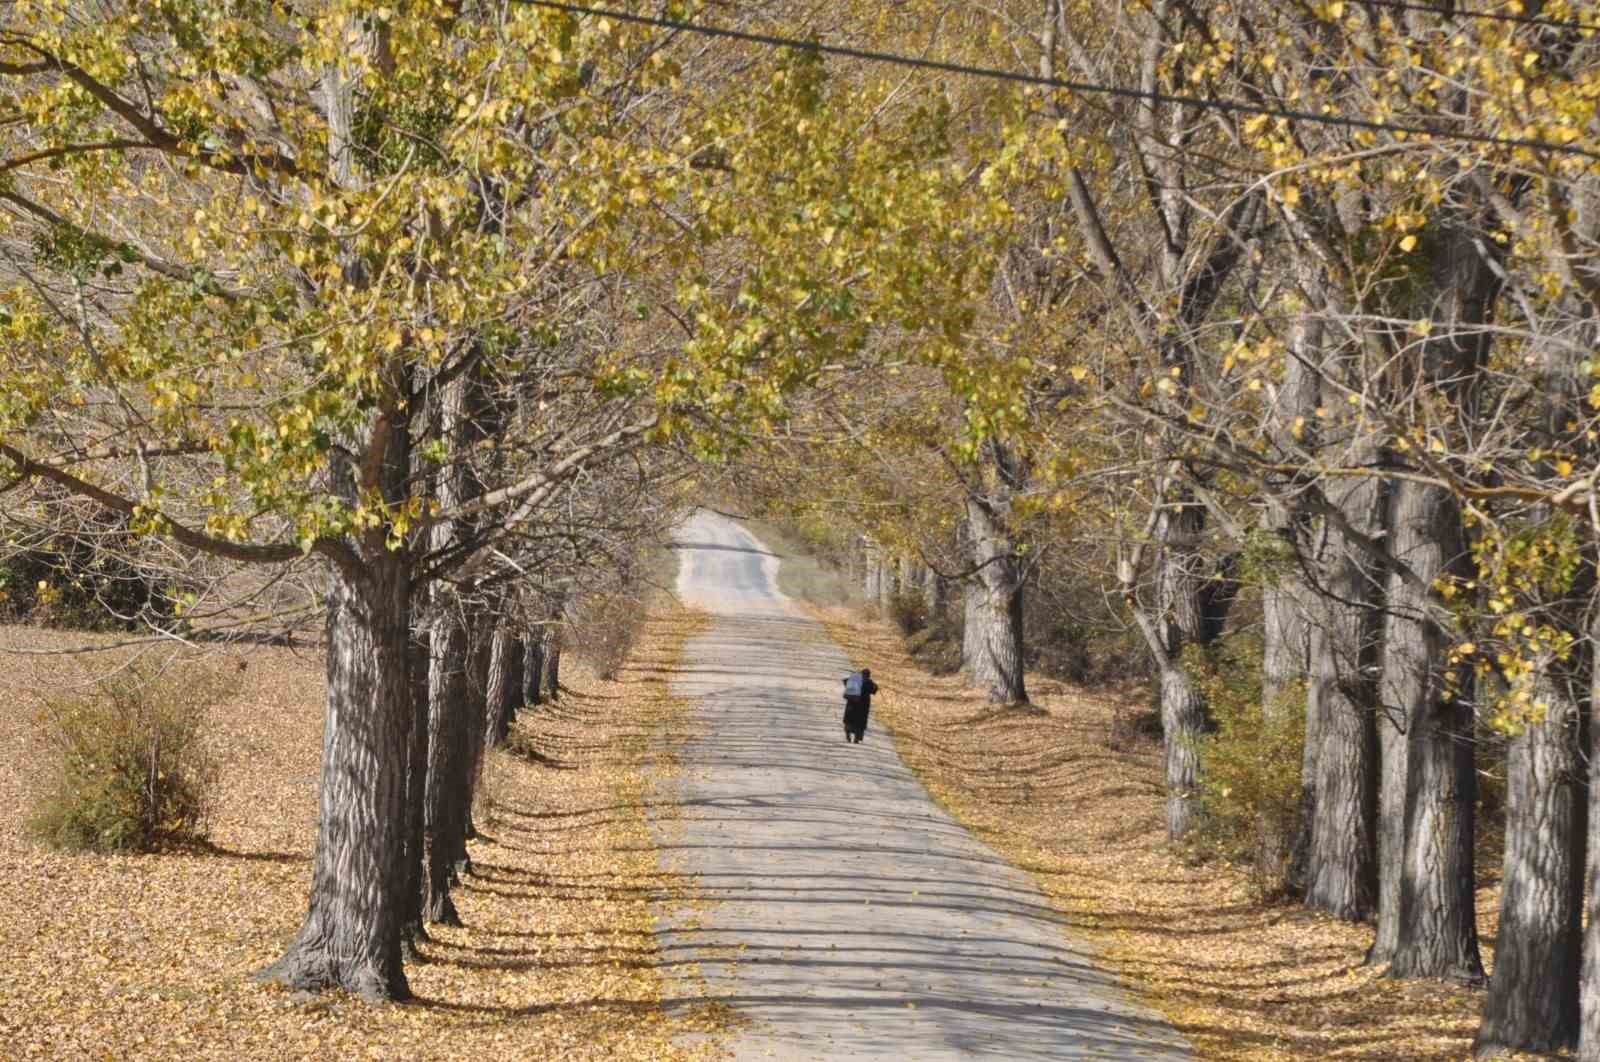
[842, 674, 879, 730]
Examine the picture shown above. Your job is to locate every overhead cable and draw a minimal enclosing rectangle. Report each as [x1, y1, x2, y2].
[514, 0, 1600, 163]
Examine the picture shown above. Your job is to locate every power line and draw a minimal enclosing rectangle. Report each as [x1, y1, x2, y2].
[515, 0, 1600, 163]
[1348, 0, 1597, 33]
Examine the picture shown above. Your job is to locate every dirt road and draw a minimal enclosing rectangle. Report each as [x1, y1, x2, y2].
[655, 510, 1189, 1060]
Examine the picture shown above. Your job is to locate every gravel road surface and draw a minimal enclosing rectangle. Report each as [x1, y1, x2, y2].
[653, 510, 1189, 1060]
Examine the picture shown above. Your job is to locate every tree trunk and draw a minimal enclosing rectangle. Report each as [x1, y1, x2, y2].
[964, 437, 1030, 704]
[1366, 480, 1481, 977]
[1371, 188, 1496, 972]
[922, 562, 945, 617]
[902, 559, 926, 616]
[422, 606, 472, 926]
[488, 632, 523, 747]
[1158, 661, 1205, 839]
[1259, 277, 1319, 891]
[1258, 536, 1306, 889]
[1476, 661, 1583, 1056]
[523, 630, 545, 708]
[1260, 525, 1309, 714]
[961, 575, 983, 674]
[1579, 607, 1600, 1060]
[1303, 469, 1381, 921]
[864, 540, 883, 603]
[400, 622, 431, 957]
[1288, 661, 1323, 893]
[965, 496, 1028, 704]
[462, 610, 495, 839]
[256, 552, 413, 1001]
[544, 625, 561, 700]
[1377, 483, 1481, 977]
[1391, 688, 1479, 980]
[1155, 490, 1209, 840]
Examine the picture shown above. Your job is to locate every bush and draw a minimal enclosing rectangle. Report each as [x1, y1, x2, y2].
[1182, 633, 1305, 897]
[886, 589, 928, 635]
[906, 617, 964, 675]
[27, 663, 228, 853]
[1022, 597, 1151, 687]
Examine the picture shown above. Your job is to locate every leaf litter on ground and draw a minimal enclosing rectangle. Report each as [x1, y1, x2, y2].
[0, 601, 730, 1060]
[808, 605, 1537, 1062]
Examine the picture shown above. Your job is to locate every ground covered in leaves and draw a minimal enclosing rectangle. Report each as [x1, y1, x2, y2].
[0, 604, 726, 1060]
[813, 606, 1523, 1062]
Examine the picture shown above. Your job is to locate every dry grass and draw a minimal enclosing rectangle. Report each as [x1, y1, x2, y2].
[741, 518, 860, 607]
[810, 605, 1530, 1062]
[0, 601, 727, 1060]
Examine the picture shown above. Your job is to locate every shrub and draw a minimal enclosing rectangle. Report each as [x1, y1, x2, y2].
[1182, 633, 1306, 897]
[1104, 700, 1164, 752]
[27, 663, 228, 853]
[1022, 594, 1151, 687]
[906, 617, 964, 675]
[886, 588, 928, 635]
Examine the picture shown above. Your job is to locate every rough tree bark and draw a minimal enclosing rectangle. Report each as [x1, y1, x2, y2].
[902, 558, 927, 616]
[1119, 481, 1216, 842]
[1372, 211, 1493, 977]
[1153, 491, 1209, 840]
[400, 622, 431, 958]
[256, 27, 419, 1002]
[1258, 259, 1321, 891]
[418, 345, 493, 926]
[1485, 303, 1591, 1053]
[964, 438, 1030, 704]
[257, 550, 414, 1000]
[864, 539, 883, 603]
[1303, 465, 1382, 921]
[921, 561, 945, 617]
[1475, 660, 1584, 1056]
[460, 608, 495, 843]
[523, 630, 545, 708]
[1581, 605, 1600, 1060]
[1372, 482, 1480, 979]
[1259, 509, 1308, 888]
[961, 574, 983, 674]
[543, 624, 562, 700]
[1048, 0, 1259, 845]
[422, 606, 472, 926]
[486, 629, 523, 748]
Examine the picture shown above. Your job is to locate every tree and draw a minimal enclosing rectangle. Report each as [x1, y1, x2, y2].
[1, 2, 929, 998]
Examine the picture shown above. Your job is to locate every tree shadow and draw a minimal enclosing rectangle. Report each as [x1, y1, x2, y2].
[165, 839, 308, 864]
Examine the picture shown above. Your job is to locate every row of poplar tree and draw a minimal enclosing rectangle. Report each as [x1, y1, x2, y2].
[3, 1, 1600, 1058]
[716, 3, 1600, 1059]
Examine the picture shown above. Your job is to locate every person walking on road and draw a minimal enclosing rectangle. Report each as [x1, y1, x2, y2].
[842, 668, 878, 743]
